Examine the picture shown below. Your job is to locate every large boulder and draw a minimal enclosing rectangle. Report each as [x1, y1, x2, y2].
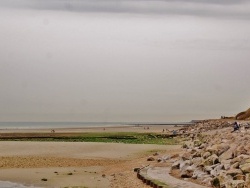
[203, 151, 212, 159]
[181, 152, 192, 160]
[217, 143, 230, 156]
[210, 164, 224, 177]
[245, 173, 250, 188]
[221, 159, 232, 170]
[233, 174, 245, 181]
[206, 145, 219, 155]
[216, 172, 233, 188]
[180, 160, 191, 171]
[203, 154, 219, 166]
[192, 168, 208, 179]
[180, 165, 195, 178]
[171, 160, 181, 169]
[206, 143, 230, 156]
[231, 155, 250, 164]
[219, 144, 236, 161]
[234, 145, 247, 157]
[192, 151, 202, 158]
[231, 180, 245, 188]
[240, 159, 250, 174]
[211, 177, 221, 188]
[202, 177, 213, 186]
[231, 162, 240, 169]
[191, 157, 202, 166]
[226, 168, 243, 177]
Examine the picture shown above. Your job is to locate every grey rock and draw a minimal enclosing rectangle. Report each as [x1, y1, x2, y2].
[180, 160, 191, 170]
[240, 162, 250, 174]
[192, 169, 208, 179]
[226, 168, 243, 177]
[203, 151, 211, 159]
[202, 177, 213, 186]
[231, 162, 240, 169]
[181, 165, 194, 178]
[231, 180, 245, 188]
[191, 157, 202, 166]
[171, 160, 181, 169]
[181, 152, 192, 160]
[203, 154, 219, 166]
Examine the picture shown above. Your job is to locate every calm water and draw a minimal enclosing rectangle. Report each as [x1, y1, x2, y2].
[0, 122, 191, 129]
[0, 122, 126, 129]
[0, 181, 40, 188]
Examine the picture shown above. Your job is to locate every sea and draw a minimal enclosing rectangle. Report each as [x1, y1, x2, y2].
[0, 121, 128, 129]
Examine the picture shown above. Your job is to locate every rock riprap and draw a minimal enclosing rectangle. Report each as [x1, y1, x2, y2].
[170, 120, 250, 188]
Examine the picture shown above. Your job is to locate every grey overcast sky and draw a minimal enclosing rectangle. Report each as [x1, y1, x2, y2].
[0, 0, 250, 122]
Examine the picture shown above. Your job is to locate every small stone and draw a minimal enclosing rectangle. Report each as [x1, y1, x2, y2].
[170, 154, 179, 159]
[133, 168, 140, 172]
[147, 157, 155, 161]
[153, 152, 159, 156]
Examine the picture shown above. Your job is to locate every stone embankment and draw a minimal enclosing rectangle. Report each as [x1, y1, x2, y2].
[172, 120, 250, 188]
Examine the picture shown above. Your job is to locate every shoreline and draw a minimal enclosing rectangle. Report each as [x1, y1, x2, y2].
[0, 124, 185, 133]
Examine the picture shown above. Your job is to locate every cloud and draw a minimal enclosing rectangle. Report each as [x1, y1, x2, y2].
[165, 0, 248, 5]
[1, 0, 250, 19]
[1, 0, 250, 122]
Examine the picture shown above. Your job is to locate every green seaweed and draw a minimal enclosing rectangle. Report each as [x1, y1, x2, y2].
[0, 132, 180, 145]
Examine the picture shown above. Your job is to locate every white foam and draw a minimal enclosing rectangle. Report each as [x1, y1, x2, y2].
[0, 181, 40, 188]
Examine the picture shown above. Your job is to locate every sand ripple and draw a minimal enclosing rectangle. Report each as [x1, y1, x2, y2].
[0, 156, 121, 168]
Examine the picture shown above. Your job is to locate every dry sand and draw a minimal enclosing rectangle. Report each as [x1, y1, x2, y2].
[0, 125, 182, 188]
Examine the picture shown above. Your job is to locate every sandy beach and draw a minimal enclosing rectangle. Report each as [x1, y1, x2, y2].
[0, 125, 182, 188]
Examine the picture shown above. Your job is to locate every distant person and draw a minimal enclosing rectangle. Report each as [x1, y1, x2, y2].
[162, 129, 165, 133]
[232, 122, 240, 133]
